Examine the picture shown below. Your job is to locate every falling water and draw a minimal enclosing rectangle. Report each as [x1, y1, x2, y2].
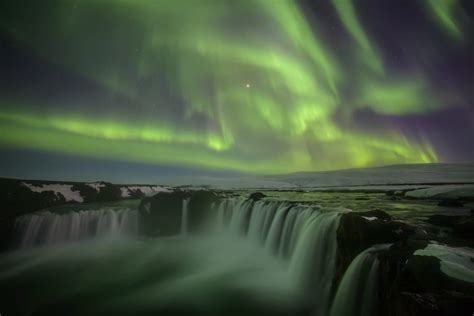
[330, 244, 391, 316]
[9, 196, 344, 315]
[214, 198, 341, 314]
[181, 198, 190, 235]
[14, 208, 138, 248]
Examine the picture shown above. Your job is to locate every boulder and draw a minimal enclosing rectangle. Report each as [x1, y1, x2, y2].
[249, 192, 266, 201]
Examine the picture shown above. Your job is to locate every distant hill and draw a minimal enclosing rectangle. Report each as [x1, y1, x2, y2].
[264, 163, 474, 188]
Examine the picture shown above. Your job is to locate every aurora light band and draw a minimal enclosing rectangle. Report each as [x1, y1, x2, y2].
[0, 0, 472, 176]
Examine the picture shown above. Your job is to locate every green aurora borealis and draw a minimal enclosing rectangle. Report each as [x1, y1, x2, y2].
[0, 0, 472, 174]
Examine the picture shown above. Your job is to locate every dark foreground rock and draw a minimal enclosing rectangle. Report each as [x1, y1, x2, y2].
[335, 210, 416, 284]
[377, 241, 474, 316]
[335, 208, 474, 316]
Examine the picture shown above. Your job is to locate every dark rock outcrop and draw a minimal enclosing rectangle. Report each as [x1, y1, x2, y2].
[138, 190, 221, 236]
[127, 188, 146, 199]
[335, 210, 415, 281]
[139, 190, 189, 236]
[187, 190, 220, 233]
[335, 207, 474, 315]
[71, 182, 125, 202]
[377, 240, 474, 316]
[0, 178, 67, 219]
[359, 209, 392, 220]
[386, 291, 474, 316]
[426, 214, 474, 239]
[71, 183, 98, 202]
[0, 179, 70, 251]
[249, 192, 266, 201]
[96, 183, 122, 201]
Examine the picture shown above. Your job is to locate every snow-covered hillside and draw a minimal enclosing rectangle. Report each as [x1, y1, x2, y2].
[20, 182, 172, 203]
[265, 163, 474, 187]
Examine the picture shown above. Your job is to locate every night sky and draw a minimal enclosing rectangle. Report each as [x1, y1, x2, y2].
[0, 0, 473, 182]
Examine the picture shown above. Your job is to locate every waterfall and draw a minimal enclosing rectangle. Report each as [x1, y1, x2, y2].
[14, 208, 138, 248]
[10, 196, 346, 315]
[181, 197, 190, 235]
[330, 244, 391, 316]
[214, 198, 341, 314]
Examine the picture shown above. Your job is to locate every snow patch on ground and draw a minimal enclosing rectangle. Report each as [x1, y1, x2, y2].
[405, 185, 474, 199]
[22, 183, 84, 202]
[87, 182, 106, 191]
[120, 186, 172, 197]
[120, 187, 130, 198]
[414, 243, 474, 283]
[362, 216, 378, 221]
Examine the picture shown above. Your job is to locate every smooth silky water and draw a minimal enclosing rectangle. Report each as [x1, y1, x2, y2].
[0, 197, 384, 316]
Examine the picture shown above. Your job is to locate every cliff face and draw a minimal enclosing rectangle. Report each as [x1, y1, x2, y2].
[0, 178, 171, 251]
[138, 190, 221, 236]
[334, 210, 474, 316]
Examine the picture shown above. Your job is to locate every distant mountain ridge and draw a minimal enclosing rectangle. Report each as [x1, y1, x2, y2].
[264, 163, 474, 188]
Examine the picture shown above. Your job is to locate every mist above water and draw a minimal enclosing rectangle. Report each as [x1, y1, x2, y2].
[0, 234, 305, 316]
[1, 199, 345, 316]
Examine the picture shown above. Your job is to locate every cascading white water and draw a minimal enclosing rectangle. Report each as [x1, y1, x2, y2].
[15, 208, 138, 248]
[9, 196, 346, 315]
[214, 198, 341, 315]
[330, 244, 391, 316]
[181, 197, 190, 235]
